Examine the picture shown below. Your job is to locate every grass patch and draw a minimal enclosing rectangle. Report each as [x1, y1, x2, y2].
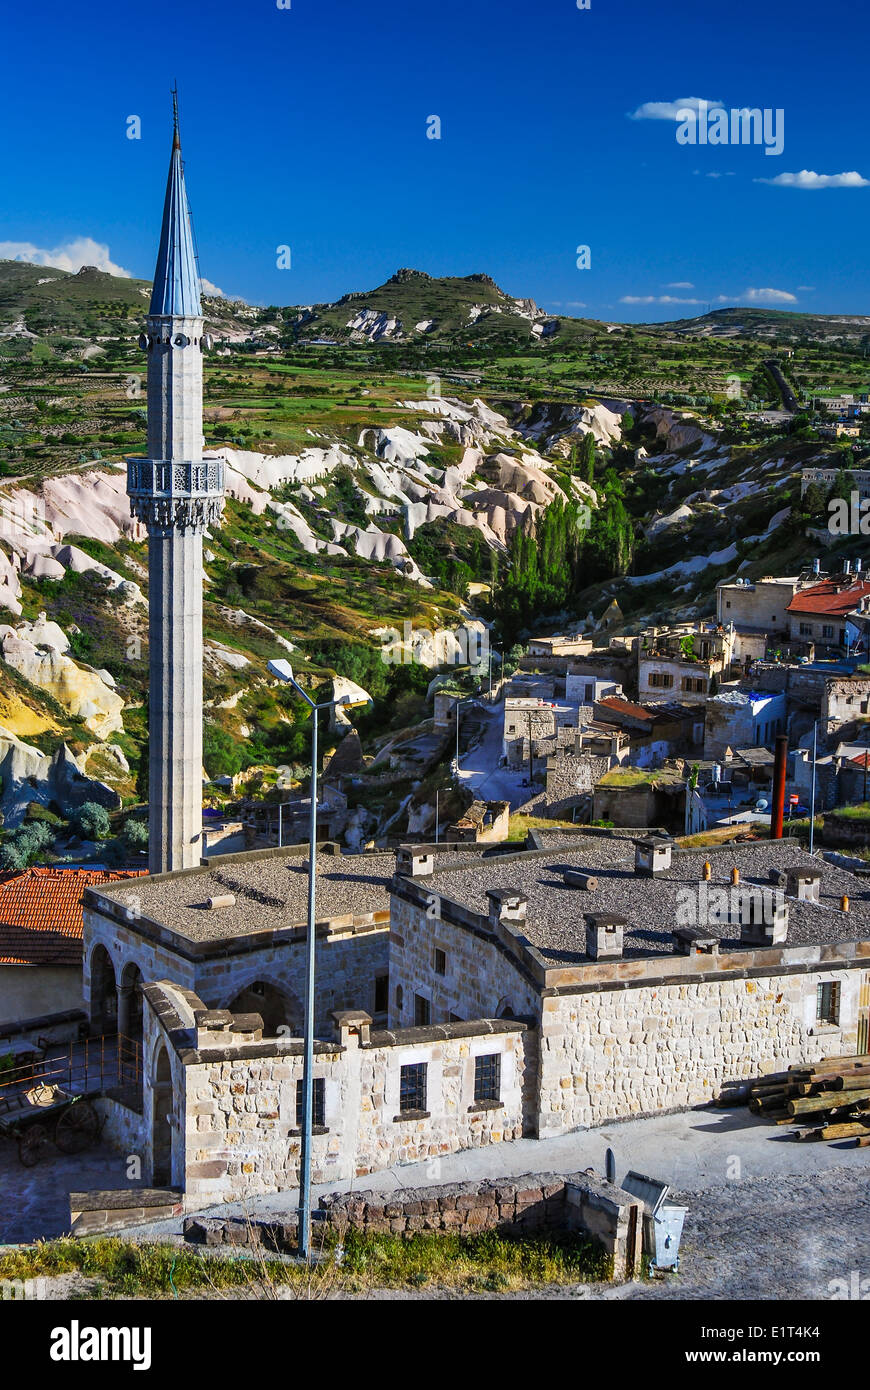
[830, 802, 870, 822]
[0, 1228, 611, 1297]
[507, 814, 579, 842]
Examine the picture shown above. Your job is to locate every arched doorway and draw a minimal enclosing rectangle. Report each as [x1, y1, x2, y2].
[118, 963, 144, 1084]
[89, 945, 117, 1032]
[228, 981, 302, 1037]
[152, 1045, 173, 1187]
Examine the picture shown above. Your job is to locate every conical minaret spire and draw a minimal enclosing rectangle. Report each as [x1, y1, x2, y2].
[150, 92, 201, 319]
[127, 102, 225, 875]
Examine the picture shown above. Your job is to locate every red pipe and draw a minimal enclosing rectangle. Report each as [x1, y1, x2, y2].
[770, 733, 788, 840]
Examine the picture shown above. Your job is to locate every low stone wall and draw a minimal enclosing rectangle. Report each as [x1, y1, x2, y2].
[183, 1169, 642, 1281]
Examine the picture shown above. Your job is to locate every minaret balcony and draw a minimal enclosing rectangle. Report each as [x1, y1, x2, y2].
[127, 455, 225, 500]
[127, 454, 225, 533]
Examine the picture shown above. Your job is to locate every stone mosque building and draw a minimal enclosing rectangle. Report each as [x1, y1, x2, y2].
[79, 113, 870, 1210]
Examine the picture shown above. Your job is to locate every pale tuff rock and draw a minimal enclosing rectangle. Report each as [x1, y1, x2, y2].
[0, 629, 125, 737]
[346, 308, 403, 341]
[9, 612, 70, 652]
[0, 727, 120, 827]
[204, 643, 250, 673]
[331, 675, 372, 732]
[644, 503, 695, 539]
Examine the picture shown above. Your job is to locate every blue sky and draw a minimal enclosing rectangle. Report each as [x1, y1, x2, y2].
[1, 0, 866, 321]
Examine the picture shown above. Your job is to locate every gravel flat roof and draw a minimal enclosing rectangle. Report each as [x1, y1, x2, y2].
[423, 836, 870, 964]
[93, 851, 397, 944]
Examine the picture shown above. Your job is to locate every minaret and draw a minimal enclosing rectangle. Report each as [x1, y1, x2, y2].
[128, 98, 224, 874]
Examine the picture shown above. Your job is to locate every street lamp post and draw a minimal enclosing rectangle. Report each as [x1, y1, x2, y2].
[271, 662, 349, 1260]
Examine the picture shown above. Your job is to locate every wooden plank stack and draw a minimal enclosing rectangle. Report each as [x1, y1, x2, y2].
[716, 1054, 870, 1145]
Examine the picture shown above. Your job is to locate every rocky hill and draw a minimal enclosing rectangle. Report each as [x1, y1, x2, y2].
[1, 260, 867, 848]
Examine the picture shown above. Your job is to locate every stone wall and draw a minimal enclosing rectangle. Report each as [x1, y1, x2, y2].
[537, 966, 863, 1133]
[83, 902, 390, 1037]
[183, 1169, 643, 1281]
[388, 892, 540, 1028]
[140, 982, 533, 1208]
[0, 965, 81, 1031]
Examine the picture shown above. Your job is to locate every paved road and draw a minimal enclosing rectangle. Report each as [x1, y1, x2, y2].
[455, 701, 536, 810]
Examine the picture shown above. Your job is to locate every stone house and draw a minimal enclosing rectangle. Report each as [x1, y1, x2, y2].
[786, 576, 870, 655]
[82, 835, 870, 1208]
[638, 626, 733, 704]
[716, 576, 802, 636]
[822, 676, 870, 734]
[703, 690, 787, 761]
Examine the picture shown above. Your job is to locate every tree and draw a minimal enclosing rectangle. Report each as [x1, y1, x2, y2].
[122, 818, 149, 849]
[579, 431, 596, 483]
[73, 801, 112, 841]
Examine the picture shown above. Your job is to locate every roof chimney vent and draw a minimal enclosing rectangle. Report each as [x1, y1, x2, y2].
[584, 912, 626, 960]
[635, 837, 672, 877]
[396, 844, 434, 878]
[487, 888, 528, 933]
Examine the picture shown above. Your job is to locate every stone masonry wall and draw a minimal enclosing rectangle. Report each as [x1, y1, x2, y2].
[537, 966, 863, 1134]
[184, 1169, 642, 1281]
[83, 904, 389, 1037]
[388, 894, 540, 1028]
[180, 1017, 531, 1209]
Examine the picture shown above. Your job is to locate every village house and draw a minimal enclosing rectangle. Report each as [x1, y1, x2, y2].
[703, 689, 787, 761]
[716, 575, 803, 637]
[786, 570, 870, 656]
[75, 834, 870, 1208]
[0, 867, 145, 1028]
[638, 624, 734, 704]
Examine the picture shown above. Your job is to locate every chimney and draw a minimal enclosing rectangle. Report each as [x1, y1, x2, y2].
[584, 912, 626, 960]
[812, 558, 820, 576]
[487, 888, 528, 932]
[673, 926, 719, 957]
[734, 887, 789, 945]
[396, 844, 435, 878]
[635, 837, 672, 877]
[769, 734, 788, 841]
[856, 558, 863, 576]
[786, 867, 822, 903]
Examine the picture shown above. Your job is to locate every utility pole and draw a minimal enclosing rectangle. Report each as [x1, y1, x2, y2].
[810, 721, 817, 853]
[435, 789, 440, 844]
[271, 665, 349, 1260]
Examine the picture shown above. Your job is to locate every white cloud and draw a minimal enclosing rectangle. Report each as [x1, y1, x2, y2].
[665, 281, 695, 289]
[200, 277, 227, 298]
[797, 285, 815, 292]
[755, 169, 869, 190]
[743, 287, 798, 304]
[620, 295, 703, 305]
[0, 236, 134, 278]
[628, 97, 723, 121]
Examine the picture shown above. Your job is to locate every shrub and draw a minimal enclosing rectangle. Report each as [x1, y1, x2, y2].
[72, 801, 112, 841]
[122, 819, 148, 848]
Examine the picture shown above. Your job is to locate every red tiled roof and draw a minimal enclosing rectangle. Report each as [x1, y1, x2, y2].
[597, 696, 658, 723]
[787, 579, 870, 618]
[0, 867, 146, 967]
[849, 752, 870, 770]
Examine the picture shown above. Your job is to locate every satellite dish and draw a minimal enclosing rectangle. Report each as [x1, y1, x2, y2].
[137, 333, 148, 351]
[202, 333, 214, 352]
[174, 333, 189, 348]
[605, 1147, 617, 1185]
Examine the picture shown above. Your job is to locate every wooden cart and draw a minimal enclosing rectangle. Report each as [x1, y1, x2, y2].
[0, 1084, 101, 1167]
